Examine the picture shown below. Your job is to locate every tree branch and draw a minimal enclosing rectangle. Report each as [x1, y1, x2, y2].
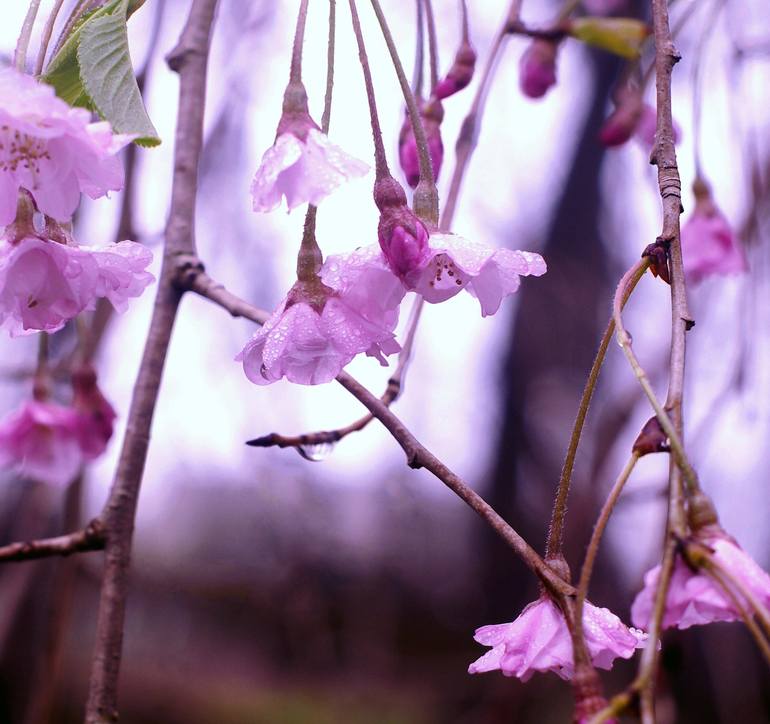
[0, 518, 105, 563]
[84, 1, 220, 721]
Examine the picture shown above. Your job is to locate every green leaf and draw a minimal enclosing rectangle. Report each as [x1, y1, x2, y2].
[569, 17, 650, 60]
[42, 0, 159, 146]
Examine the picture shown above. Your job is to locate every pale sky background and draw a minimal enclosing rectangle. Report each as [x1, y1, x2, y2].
[1, 0, 769, 584]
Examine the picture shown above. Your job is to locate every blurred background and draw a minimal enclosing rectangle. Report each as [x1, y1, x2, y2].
[1, 0, 770, 721]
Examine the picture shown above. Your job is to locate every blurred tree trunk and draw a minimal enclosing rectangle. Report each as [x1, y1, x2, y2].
[481, 49, 620, 620]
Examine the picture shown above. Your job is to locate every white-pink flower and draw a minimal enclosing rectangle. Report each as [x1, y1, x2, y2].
[250, 128, 368, 213]
[0, 67, 131, 225]
[681, 192, 746, 284]
[469, 597, 646, 681]
[631, 536, 770, 631]
[237, 257, 402, 386]
[89, 240, 155, 312]
[409, 233, 546, 316]
[0, 400, 83, 486]
[0, 234, 154, 336]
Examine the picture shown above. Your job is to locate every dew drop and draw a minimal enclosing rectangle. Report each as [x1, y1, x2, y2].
[297, 441, 336, 462]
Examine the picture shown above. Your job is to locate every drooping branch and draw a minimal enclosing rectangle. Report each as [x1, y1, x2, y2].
[180, 268, 571, 597]
[84, 1, 220, 721]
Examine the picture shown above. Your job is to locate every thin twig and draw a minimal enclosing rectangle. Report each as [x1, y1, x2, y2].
[84, 1, 220, 721]
[182, 271, 570, 597]
[638, 1, 690, 718]
[612, 261, 698, 504]
[0, 519, 105, 562]
[703, 560, 770, 667]
[573, 454, 639, 640]
[545, 258, 650, 560]
[249, 296, 422, 455]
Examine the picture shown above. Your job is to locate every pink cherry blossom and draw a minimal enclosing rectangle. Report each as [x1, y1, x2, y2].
[0, 234, 154, 336]
[469, 597, 646, 681]
[398, 101, 444, 189]
[520, 40, 559, 99]
[0, 400, 83, 486]
[0, 235, 97, 335]
[681, 192, 746, 284]
[0, 67, 131, 225]
[631, 536, 770, 631]
[410, 233, 546, 316]
[250, 129, 368, 212]
[237, 269, 401, 386]
[90, 240, 155, 312]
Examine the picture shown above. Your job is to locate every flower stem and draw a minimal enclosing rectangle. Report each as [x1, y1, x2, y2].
[368, 0, 438, 224]
[544, 259, 649, 561]
[295, 0, 338, 281]
[412, 0, 424, 97]
[321, 0, 336, 134]
[423, 0, 439, 93]
[348, 0, 390, 180]
[612, 260, 699, 507]
[703, 560, 770, 667]
[14, 0, 42, 72]
[573, 454, 639, 642]
[290, 0, 310, 84]
[33, 0, 65, 75]
[441, 0, 521, 229]
[460, 0, 469, 43]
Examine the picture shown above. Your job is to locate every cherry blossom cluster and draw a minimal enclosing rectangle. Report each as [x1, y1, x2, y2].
[0, 67, 155, 485]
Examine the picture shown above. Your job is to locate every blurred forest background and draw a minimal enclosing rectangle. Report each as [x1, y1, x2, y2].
[1, 0, 770, 721]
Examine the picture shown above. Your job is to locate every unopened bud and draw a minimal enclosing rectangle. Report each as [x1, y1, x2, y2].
[374, 177, 430, 280]
[642, 241, 671, 284]
[632, 417, 669, 457]
[398, 101, 444, 189]
[519, 40, 558, 99]
[435, 42, 477, 100]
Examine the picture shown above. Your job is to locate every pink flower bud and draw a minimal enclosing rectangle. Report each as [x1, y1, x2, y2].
[398, 101, 444, 189]
[519, 40, 559, 99]
[434, 42, 477, 100]
[599, 89, 643, 147]
[71, 364, 117, 460]
[374, 177, 431, 279]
